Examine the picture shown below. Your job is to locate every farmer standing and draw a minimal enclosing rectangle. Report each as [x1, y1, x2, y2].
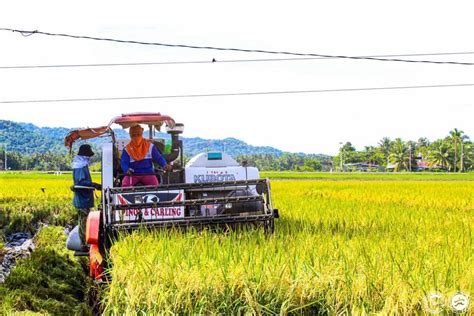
[72, 144, 101, 250]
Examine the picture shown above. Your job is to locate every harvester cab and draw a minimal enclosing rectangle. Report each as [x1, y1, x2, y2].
[64, 113, 278, 280]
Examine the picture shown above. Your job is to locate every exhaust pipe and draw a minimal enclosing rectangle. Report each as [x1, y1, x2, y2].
[164, 123, 184, 163]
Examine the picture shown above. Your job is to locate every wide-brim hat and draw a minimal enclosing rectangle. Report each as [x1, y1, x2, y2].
[78, 144, 95, 157]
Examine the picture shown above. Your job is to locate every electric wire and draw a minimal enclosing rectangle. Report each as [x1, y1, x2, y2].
[0, 83, 472, 104]
[1, 51, 474, 69]
[0, 28, 473, 66]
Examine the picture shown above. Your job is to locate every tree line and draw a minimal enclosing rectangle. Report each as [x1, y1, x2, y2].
[0, 151, 101, 171]
[0, 149, 329, 172]
[236, 153, 330, 171]
[334, 128, 473, 172]
[0, 128, 472, 172]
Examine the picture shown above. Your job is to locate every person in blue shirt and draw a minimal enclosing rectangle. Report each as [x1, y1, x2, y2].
[121, 125, 171, 187]
[72, 144, 101, 250]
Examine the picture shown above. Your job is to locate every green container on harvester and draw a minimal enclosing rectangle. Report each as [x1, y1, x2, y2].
[164, 139, 172, 154]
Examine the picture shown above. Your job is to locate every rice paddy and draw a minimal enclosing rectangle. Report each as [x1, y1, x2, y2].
[104, 180, 474, 314]
[261, 171, 474, 181]
[0, 173, 473, 314]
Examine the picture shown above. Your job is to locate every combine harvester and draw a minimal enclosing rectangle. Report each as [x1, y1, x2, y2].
[64, 113, 278, 280]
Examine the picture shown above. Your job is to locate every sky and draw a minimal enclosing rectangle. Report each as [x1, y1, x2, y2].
[0, 1, 473, 155]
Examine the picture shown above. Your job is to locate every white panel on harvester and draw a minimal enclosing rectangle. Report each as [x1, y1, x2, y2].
[185, 152, 259, 184]
[102, 142, 114, 189]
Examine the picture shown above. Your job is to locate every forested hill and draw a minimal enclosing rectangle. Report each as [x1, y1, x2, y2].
[0, 120, 67, 155]
[0, 120, 319, 158]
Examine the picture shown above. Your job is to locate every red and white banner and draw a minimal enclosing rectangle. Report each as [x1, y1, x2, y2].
[113, 190, 185, 222]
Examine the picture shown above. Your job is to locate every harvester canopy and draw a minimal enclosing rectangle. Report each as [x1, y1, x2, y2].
[64, 112, 176, 149]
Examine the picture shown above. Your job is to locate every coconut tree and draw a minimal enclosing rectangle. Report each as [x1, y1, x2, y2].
[463, 142, 474, 171]
[378, 137, 392, 166]
[428, 140, 450, 170]
[389, 138, 410, 171]
[449, 128, 468, 172]
[459, 135, 470, 172]
[416, 137, 430, 159]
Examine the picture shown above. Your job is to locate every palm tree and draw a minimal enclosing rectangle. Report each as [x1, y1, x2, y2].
[417, 137, 430, 159]
[463, 142, 474, 171]
[363, 146, 376, 164]
[407, 140, 417, 171]
[428, 140, 450, 170]
[449, 128, 468, 172]
[378, 137, 391, 166]
[459, 135, 470, 172]
[389, 138, 410, 171]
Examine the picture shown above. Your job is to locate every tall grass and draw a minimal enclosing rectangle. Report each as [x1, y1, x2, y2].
[104, 180, 474, 314]
[0, 174, 99, 315]
[0, 226, 91, 315]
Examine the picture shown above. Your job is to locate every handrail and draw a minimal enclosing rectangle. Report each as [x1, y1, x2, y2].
[108, 179, 268, 194]
[111, 195, 263, 210]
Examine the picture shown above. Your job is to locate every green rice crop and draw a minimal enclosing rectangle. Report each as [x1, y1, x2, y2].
[0, 226, 90, 315]
[104, 180, 474, 314]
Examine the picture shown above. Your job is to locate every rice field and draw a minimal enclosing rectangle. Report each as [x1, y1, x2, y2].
[0, 174, 98, 315]
[261, 171, 474, 181]
[104, 180, 474, 314]
[0, 173, 99, 234]
[0, 173, 473, 314]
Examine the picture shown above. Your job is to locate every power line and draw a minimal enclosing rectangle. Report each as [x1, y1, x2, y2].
[0, 83, 472, 104]
[1, 51, 474, 69]
[0, 27, 473, 66]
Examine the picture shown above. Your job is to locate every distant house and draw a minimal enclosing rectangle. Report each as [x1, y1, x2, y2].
[416, 159, 429, 171]
[416, 158, 447, 171]
[386, 163, 397, 171]
[321, 161, 333, 172]
[343, 162, 385, 172]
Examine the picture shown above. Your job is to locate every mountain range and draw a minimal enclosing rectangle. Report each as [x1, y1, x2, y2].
[0, 120, 328, 158]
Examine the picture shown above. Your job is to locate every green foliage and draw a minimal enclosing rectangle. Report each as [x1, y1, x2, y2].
[0, 120, 66, 156]
[2, 119, 473, 174]
[236, 153, 329, 171]
[428, 139, 450, 170]
[335, 129, 473, 172]
[301, 157, 322, 171]
[1, 120, 303, 170]
[0, 240, 5, 262]
[0, 226, 90, 315]
[390, 138, 410, 171]
[0, 149, 95, 172]
[183, 136, 284, 157]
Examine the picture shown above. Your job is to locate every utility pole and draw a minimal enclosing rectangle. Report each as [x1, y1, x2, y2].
[0, 143, 6, 171]
[339, 142, 343, 172]
[408, 144, 412, 172]
[460, 141, 464, 172]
